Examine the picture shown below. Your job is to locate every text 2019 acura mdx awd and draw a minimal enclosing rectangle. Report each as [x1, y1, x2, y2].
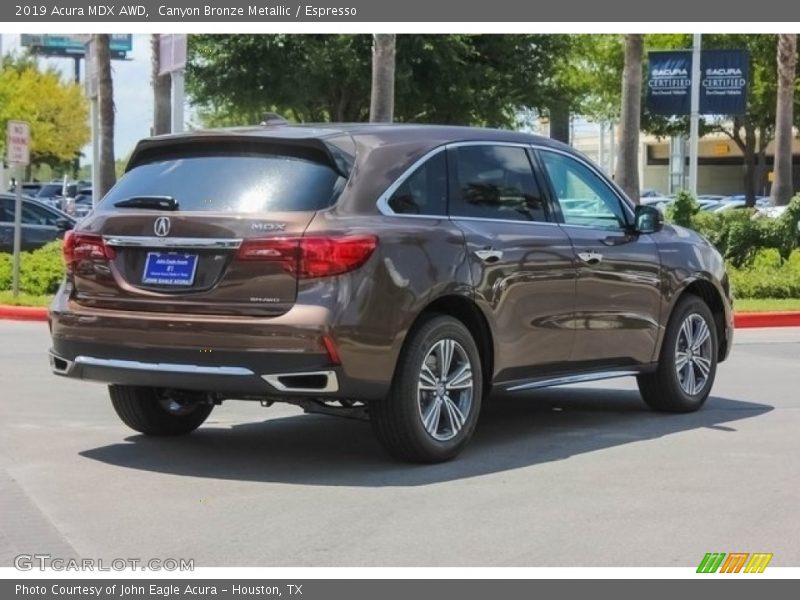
[48, 124, 733, 462]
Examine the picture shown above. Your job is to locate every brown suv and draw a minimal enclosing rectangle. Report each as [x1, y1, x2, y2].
[48, 124, 733, 462]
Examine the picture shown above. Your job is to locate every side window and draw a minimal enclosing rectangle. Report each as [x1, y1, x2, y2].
[539, 151, 627, 229]
[0, 199, 11, 223]
[21, 202, 59, 226]
[449, 145, 547, 222]
[388, 151, 447, 215]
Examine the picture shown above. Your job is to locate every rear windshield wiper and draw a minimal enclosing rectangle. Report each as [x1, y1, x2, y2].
[113, 195, 178, 211]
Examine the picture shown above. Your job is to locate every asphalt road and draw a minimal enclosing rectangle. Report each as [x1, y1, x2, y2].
[1, 321, 798, 568]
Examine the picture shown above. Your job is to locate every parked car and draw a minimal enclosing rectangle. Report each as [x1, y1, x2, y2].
[35, 181, 79, 211]
[63, 187, 93, 220]
[48, 124, 733, 462]
[0, 194, 75, 252]
[8, 181, 44, 196]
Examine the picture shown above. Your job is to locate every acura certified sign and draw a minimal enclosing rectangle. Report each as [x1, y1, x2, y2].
[646, 49, 749, 116]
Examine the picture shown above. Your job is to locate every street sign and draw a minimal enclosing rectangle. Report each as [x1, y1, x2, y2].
[6, 120, 30, 167]
[158, 34, 187, 75]
[21, 34, 132, 59]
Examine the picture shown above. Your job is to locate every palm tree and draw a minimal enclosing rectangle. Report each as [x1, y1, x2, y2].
[770, 34, 797, 206]
[617, 34, 644, 203]
[151, 34, 172, 135]
[94, 34, 116, 197]
[369, 34, 396, 123]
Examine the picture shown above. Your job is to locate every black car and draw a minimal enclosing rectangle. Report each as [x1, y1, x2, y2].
[0, 195, 75, 252]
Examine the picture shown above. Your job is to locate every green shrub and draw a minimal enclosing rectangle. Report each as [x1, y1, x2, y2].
[0, 241, 65, 295]
[665, 190, 699, 227]
[729, 248, 800, 299]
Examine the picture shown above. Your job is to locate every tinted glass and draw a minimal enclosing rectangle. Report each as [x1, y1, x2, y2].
[388, 152, 447, 215]
[100, 154, 344, 213]
[450, 145, 547, 222]
[37, 184, 63, 198]
[539, 151, 627, 229]
[0, 200, 59, 226]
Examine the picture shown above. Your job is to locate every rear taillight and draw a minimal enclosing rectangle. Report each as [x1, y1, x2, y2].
[237, 235, 378, 279]
[63, 231, 115, 272]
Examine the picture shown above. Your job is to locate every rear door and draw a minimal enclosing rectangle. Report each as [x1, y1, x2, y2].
[70, 140, 347, 316]
[536, 148, 662, 367]
[447, 143, 576, 383]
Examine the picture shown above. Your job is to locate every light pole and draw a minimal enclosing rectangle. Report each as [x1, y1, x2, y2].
[688, 33, 702, 196]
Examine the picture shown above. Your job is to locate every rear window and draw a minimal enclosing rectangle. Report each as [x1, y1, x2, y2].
[99, 153, 345, 213]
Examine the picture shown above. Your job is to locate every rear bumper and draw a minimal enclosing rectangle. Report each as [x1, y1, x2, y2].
[48, 348, 347, 397]
[48, 291, 392, 400]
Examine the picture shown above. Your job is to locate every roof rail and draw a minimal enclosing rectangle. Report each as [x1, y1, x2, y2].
[260, 112, 289, 126]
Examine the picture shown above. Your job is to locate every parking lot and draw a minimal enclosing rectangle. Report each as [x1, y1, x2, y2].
[1, 321, 798, 567]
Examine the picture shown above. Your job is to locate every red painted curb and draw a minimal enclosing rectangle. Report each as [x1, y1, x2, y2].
[0, 304, 48, 321]
[0, 305, 799, 328]
[734, 311, 800, 328]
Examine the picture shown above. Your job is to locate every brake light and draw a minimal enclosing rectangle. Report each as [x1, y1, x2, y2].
[63, 231, 115, 272]
[237, 235, 378, 279]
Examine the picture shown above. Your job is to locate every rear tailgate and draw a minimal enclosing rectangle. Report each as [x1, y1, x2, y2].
[67, 138, 348, 317]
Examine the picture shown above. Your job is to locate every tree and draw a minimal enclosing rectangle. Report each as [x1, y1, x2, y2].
[369, 34, 396, 123]
[94, 34, 116, 197]
[151, 35, 172, 135]
[617, 34, 644, 203]
[0, 62, 89, 173]
[186, 35, 567, 128]
[771, 34, 797, 206]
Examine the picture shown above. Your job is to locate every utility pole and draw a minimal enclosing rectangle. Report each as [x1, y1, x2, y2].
[688, 34, 702, 196]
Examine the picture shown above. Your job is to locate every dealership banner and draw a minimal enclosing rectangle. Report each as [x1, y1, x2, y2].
[646, 51, 693, 115]
[647, 49, 749, 116]
[700, 49, 749, 115]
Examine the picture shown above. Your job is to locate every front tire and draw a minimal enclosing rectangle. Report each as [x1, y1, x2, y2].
[370, 315, 483, 463]
[638, 295, 718, 412]
[109, 385, 213, 436]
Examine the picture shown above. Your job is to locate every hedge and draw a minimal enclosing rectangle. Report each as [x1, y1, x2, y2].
[0, 241, 66, 296]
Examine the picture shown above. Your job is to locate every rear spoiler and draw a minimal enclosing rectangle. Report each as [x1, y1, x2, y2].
[126, 134, 354, 179]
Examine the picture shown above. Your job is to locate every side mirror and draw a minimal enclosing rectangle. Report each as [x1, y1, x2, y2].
[634, 204, 663, 234]
[55, 218, 74, 232]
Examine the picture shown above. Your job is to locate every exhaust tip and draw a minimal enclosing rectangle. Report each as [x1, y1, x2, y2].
[262, 370, 339, 393]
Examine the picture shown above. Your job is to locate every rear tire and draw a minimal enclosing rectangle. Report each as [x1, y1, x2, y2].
[637, 295, 718, 412]
[109, 385, 213, 436]
[370, 315, 483, 463]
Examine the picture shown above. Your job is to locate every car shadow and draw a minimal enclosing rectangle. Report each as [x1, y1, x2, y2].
[79, 389, 773, 487]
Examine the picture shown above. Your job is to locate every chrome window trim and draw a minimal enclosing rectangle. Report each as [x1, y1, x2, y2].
[532, 144, 636, 224]
[376, 145, 448, 217]
[104, 236, 243, 250]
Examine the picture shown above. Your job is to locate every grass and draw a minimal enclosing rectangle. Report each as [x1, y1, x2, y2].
[735, 298, 800, 312]
[0, 291, 53, 307]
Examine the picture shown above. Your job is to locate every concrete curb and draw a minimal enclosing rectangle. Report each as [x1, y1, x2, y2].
[1, 304, 800, 328]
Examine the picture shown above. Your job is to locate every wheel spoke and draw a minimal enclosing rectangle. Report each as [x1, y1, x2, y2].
[693, 320, 710, 349]
[419, 364, 438, 390]
[422, 397, 443, 435]
[681, 319, 694, 347]
[694, 355, 711, 378]
[685, 362, 698, 394]
[675, 351, 690, 372]
[437, 339, 455, 379]
[443, 396, 465, 435]
[446, 363, 473, 391]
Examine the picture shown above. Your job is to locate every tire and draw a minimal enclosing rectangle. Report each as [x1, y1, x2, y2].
[637, 295, 718, 412]
[370, 314, 483, 463]
[109, 385, 213, 436]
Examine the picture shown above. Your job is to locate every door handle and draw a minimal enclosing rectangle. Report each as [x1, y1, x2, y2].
[577, 251, 603, 265]
[474, 249, 504, 263]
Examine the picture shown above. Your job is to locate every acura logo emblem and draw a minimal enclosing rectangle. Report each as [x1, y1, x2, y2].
[154, 217, 171, 237]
